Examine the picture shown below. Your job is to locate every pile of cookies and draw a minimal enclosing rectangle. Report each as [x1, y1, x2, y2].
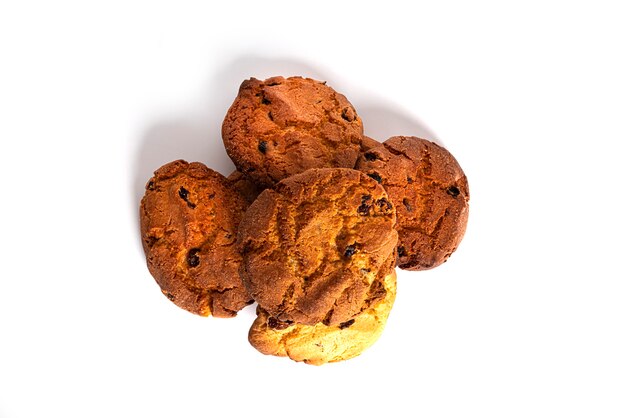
[140, 76, 469, 365]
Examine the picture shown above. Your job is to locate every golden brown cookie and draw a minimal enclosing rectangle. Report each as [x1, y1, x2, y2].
[238, 168, 398, 326]
[359, 135, 381, 153]
[248, 269, 397, 365]
[140, 160, 253, 317]
[355, 136, 469, 270]
[227, 170, 264, 204]
[222, 76, 363, 187]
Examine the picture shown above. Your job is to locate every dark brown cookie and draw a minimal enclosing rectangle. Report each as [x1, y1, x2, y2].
[140, 160, 252, 317]
[355, 136, 469, 270]
[237, 168, 398, 326]
[222, 76, 363, 187]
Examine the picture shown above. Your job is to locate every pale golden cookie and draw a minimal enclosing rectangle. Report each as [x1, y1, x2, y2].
[248, 270, 397, 365]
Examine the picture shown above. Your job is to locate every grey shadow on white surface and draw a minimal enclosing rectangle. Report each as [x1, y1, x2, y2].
[358, 102, 441, 145]
[132, 56, 331, 228]
[132, 55, 440, 249]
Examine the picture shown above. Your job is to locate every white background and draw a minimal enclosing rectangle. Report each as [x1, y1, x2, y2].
[1, 1, 625, 417]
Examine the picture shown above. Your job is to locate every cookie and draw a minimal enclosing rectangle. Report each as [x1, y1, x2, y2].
[222, 76, 363, 187]
[359, 135, 381, 154]
[140, 160, 253, 317]
[248, 269, 397, 365]
[227, 170, 264, 204]
[355, 136, 469, 270]
[238, 167, 398, 326]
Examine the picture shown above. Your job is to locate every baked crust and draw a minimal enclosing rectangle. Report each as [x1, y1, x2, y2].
[222, 76, 363, 187]
[249, 270, 397, 365]
[227, 170, 264, 204]
[238, 168, 398, 326]
[140, 160, 252, 317]
[356, 136, 469, 270]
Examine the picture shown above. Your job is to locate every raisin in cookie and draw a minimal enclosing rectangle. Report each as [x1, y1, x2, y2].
[222, 76, 363, 187]
[140, 160, 252, 317]
[355, 136, 469, 270]
[238, 168, 398, 326]
[249, 269, 397, 365]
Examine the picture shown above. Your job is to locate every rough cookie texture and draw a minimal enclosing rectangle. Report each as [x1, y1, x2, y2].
[227, 170, 264, 204]
[248, 270, 397, 365]
[355, 136, 469, 270]
[238, 168, 398, 326]
[140, 160, 252, 317]
[359, 135, 381, 154]
[222, 76, 363, 187]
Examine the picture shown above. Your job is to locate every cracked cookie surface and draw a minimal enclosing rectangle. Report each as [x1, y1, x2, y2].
[355, 136, 469, 270]
[238, 168, 398, 326]
[248, 269, 397, 365]
[222, 76, 363, 187]
[140, 160, 252, 317]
